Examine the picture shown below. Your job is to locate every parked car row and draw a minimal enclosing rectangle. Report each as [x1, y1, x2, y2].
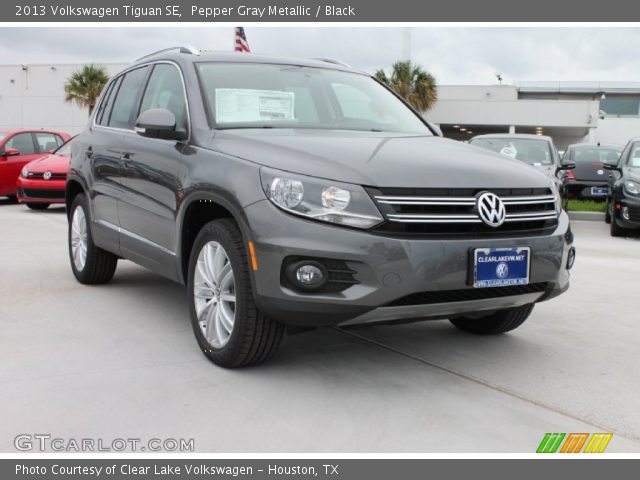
[0, 129, 72, 209]
[467, 132, 638, 237]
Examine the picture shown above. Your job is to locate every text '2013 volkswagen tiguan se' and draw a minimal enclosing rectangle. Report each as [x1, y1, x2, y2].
[66, 47, 575, 368]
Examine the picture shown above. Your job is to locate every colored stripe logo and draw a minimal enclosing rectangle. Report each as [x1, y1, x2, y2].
[537, 433, 613, 453]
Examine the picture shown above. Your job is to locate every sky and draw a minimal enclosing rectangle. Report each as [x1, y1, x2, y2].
[1, 26, 639, 85]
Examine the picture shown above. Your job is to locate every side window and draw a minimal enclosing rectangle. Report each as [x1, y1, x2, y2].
[4, 133, 36, 155]
[96, 78, 118, 126]
[139, 64, 188, 131]
[108, 67, 149, 129]
[34, 132, 62, 153]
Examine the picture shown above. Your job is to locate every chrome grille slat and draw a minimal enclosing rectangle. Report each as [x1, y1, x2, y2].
[370, 187, 559, 234]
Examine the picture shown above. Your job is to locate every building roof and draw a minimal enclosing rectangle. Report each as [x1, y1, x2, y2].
[516, 81, 640, 94]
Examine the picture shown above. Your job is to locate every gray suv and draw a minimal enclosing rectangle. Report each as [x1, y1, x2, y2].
[66, 47, 575, 367]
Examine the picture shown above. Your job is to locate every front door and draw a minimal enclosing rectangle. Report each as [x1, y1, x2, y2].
[116, 63, 188, 280]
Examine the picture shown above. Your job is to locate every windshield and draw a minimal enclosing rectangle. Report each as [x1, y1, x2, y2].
[54, 137, 75, 156]
[571, 146, 621, 164]
[470, 138, 555, 166]
[196, 63, 431, 135]
[629, 144, 640, 167]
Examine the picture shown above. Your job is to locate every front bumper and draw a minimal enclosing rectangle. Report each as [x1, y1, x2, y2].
[613, 195, 640, 228]
[245, 200, 573, 327]
[16, 177, 66, 204]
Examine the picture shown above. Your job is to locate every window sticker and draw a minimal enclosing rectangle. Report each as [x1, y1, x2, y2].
[215, 89, 295, 123]
[499, 142, 518, 159]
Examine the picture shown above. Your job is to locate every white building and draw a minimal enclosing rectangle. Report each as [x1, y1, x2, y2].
[2, 62, 640, 149]
[427, 81, 640, 149]
[0, 63, 127, 135]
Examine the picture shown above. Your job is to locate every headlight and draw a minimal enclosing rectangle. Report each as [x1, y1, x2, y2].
[623, 181, 640, 196]
[552, 183, 562, 214]
[260, 167, 383, 229]
[21, 166, 29, 178]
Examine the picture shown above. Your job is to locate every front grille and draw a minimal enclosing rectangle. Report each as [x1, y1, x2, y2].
[368, 187, 558, 237]
[21, 188, 65, 199]
[387, 283, 549, 307]
[26, 172, 66, 180]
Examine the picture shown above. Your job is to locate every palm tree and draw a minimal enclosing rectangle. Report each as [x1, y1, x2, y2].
[64, 64, 110, 115]
[374, 61, 438, 113]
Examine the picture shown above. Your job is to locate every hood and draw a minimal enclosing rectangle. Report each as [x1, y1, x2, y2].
[531, 164, 557, 179]
[26, 153, 70, 173]
[210, 129, 552, 189]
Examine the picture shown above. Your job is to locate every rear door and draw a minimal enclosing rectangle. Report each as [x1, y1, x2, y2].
[0, 132, 42, 196]
[80, 66, 149, 253]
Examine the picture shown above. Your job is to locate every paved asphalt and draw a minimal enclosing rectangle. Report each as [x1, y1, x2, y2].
[1, 199, 639, 453]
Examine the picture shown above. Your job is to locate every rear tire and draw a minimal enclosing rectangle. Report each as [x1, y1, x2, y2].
[450, 304, 534, 335]
[605, 202, 612, 224]
[6, 195, 18, 203]
[187, 219, 285, 368]
[26, 203, 50, 210]
[68, 194, 118, 284]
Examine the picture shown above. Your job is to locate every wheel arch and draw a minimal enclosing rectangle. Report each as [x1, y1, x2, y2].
[176, 191, 253, 285]
[65, 176, 87, 219]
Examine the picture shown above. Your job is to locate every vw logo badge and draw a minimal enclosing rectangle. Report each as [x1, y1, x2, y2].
[477, 192, 506, 227]
[496, 262, 509, 279]
[43, 171, 52, 180]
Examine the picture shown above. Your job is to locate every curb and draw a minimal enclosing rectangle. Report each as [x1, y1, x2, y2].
[568, 211, 605, 222]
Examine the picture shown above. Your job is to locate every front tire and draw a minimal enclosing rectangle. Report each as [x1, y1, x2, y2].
[605, 202, 612, 224]
[68, 194, 118, 284]
[187, 219, 285, 368]
[610, 217, 628, 237]
[26, 202, 50, 210]
[450, 304, 534, 335]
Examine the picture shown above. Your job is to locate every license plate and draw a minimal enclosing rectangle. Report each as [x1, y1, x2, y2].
[591, 187, 608, 196]
[474, 247, 530, 288]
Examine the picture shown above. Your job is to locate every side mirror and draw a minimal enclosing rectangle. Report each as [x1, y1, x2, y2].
[603, 162, 621, 171]
[135, 108, 187, 141]
[557, 160, 576, 172]
[1, 147, 21, 157]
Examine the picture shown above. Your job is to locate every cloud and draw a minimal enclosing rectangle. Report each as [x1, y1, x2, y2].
[1, 27, 639, 84]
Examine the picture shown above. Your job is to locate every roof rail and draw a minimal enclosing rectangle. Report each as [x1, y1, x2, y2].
[312, 57, 351, 68]
[136, 46, 200, 62]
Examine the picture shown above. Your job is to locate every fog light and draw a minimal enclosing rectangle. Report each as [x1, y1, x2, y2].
[566, 246, 576, 270]
[296, 264, 324, 285]
[284, 261, 327, 291]
[622, 206, 630, 220]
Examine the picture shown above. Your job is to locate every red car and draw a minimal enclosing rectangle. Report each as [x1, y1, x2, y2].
[1, 129, 70, 201]
[16, 136, 75, 210]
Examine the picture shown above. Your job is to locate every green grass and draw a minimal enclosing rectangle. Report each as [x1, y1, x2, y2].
[566, 199, 607, 212]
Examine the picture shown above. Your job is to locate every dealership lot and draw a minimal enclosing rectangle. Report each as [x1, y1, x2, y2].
[1, 200, 639, 452]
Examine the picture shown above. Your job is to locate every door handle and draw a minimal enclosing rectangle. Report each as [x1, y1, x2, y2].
[85, 146, 93, 158]
[120, 152, 131, 161]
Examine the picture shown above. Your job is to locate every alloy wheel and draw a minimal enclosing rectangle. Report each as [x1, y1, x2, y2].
[193, 241, 237, 348]
[70, 206, 88, 271]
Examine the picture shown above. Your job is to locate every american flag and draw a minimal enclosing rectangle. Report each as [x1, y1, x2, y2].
[234, 27, 250, 52]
